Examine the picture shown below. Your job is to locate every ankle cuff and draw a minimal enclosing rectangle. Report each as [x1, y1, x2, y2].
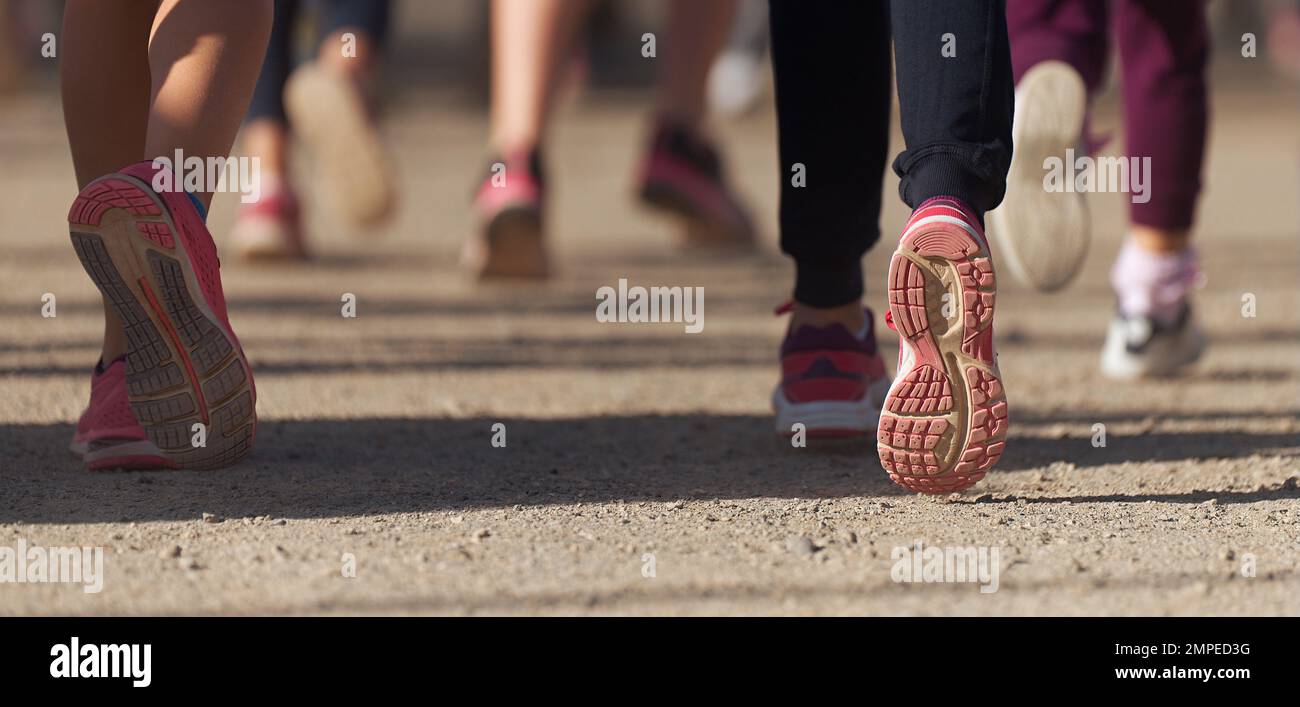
[794, 260, 863, 308]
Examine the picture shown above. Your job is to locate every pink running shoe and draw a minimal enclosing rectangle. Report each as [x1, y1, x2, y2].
[463, 148, 549, 279]
[878, 197, 1007, 493]
[772, 303, 890, 437]
[69, 358, 174, 471]
[636, 118, 755, 248]
[231, 180, 307, 261]
[68, 161, 257, 470]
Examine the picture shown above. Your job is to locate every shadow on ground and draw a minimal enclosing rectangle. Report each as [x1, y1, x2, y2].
[3, 411, 1296, 525]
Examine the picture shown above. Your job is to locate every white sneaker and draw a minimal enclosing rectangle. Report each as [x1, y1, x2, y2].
[708, 51, 767, 118]
[1100, 305, 1205, 379]
[987, 60, 1090, 292]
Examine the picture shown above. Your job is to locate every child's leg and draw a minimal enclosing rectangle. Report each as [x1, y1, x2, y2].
[1098, 0, 1208, 379]
[144, 0, 274, 210]
[276, 0, 393, 231]
[890, 0, 1014, 214]
[1005, 0, 1110, 90]
[637, 0, 754, 247]
[992, 0, 1108, 291]
[768, 0, 891, 333]
[881, 0, 1015, 493]
[489, 0, 597, 154]
[242, 0, 301, 179]
[63, 0, 272, 470]
[464, 0, 595, 280]
[656, 0, 737, 129]
[232, 0, 308, 260]
[766, 1, 893, 440]
[60, 0, 157, 363]
[60, 1, 155, 186]
[1115, 0, 1209, 253]
[315, 0, 390, 78]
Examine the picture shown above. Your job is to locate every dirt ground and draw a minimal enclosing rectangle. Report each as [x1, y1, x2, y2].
[1, 78, 1298, 615]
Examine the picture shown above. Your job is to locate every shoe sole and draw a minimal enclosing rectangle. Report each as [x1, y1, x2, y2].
[466, 204, 550, 280]
[987, 60, 1089, 292]
[285, 65, 394, 229]
[69, 174, 256, 470]
[772, 380, 888, 438]
[879, 216, 1008, 493]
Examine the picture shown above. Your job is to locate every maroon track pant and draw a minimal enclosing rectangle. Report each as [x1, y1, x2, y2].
[1006, 0, 1210, 230]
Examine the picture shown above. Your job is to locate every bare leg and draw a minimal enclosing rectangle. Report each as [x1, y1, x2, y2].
[61, 0, 157, 364]
[489, 0, 597, 154]
[241, 119, 290, 177]
[61, 0, 271, 363]
[1130, 225, 1191, 254]
[145, 0, 273, 211]
[237, 0, 295, 195]
[656, 0, 737, 128]
[469, 0, 595, 280]
[317, 28, 380, 81]
[61, 0, 153, 191]
[635, 0, 754, 248]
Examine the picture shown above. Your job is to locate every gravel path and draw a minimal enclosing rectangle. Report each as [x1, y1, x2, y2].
[1, 83, 1297, 615]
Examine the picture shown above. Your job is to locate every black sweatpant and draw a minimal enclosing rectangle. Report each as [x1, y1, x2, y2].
[769, 0, 1014, 307]
[247, 0, 392, 124]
